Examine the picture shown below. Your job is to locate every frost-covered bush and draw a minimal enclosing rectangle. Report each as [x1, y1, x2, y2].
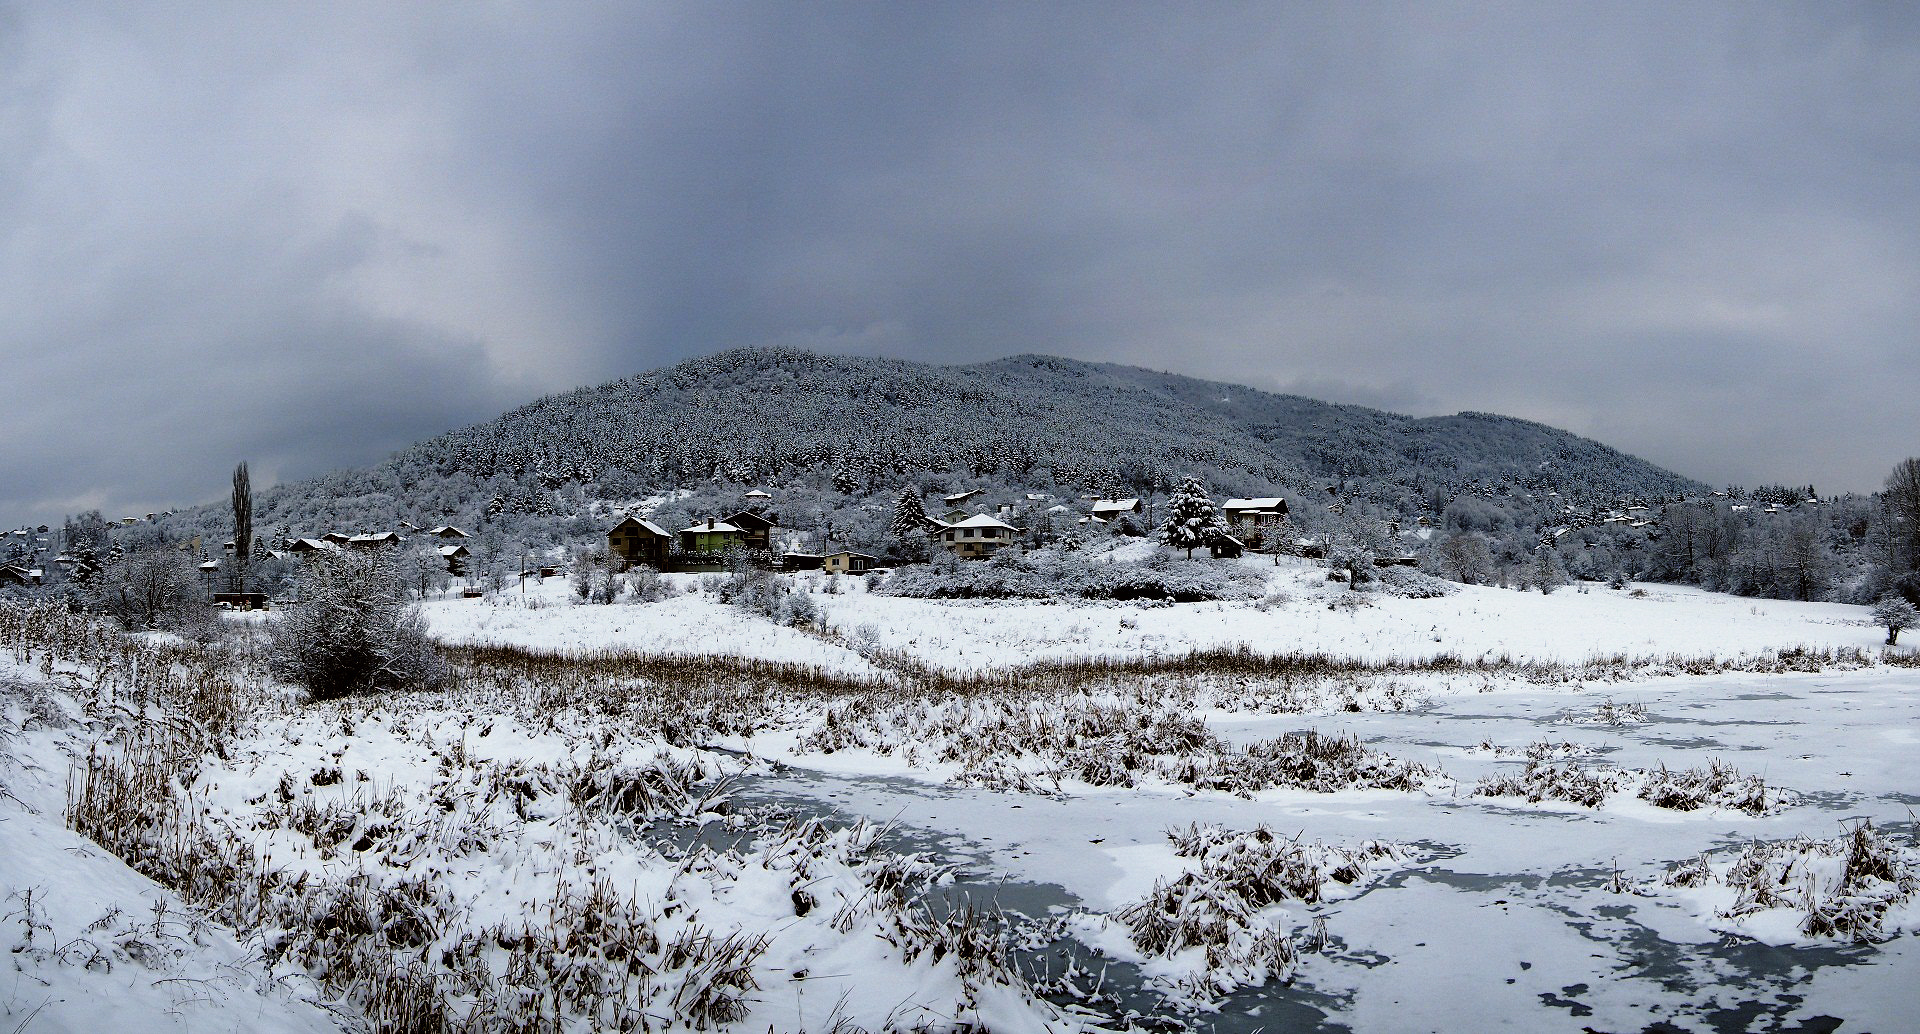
[1371, 565, 1458, 599]
[713, 567, 818, 626]
[1169, 729, 1440, 796]
[1636, 759, 1792, 815]
[624, 566, 674, 603]
[879, 546, 1263, 602]
[83, 544, 214, 635]
[268, 551, 447, 700]
[1665, 822, 1920, 943]
[1102, 825, 1406, 1002]
[1474, 757, 1792, 815]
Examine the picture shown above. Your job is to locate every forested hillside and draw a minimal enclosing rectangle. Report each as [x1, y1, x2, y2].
[141, 347, 1703, 549]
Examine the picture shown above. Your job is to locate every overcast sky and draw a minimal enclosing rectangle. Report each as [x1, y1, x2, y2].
[3, 2, 1916, 525]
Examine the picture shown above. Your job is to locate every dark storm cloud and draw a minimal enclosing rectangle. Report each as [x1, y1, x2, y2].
[3, 2, 1917, 524]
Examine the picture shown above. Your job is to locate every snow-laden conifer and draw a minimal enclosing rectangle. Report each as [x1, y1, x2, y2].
[1158, 476, 1230, 559]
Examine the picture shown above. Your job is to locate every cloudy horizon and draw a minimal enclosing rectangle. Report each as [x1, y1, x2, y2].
[3, 2, 1916, 525]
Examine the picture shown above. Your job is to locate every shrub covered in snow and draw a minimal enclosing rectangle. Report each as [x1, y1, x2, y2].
[1371, 564, 1459, 599]
[1474, 756, 1793, 815]
[711, 566, 819, 626]
[879, 546, 1264, 602]
[1664, 821, 1920, 943]
[1095, 825, 1407, 1003]
[268, 549, 448, 700]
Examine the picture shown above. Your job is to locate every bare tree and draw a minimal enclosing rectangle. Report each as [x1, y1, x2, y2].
[1873, 596, 1918, 646]
[231, 462, 253, 593]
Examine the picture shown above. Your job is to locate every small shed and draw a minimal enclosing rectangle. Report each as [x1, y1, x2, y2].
[823, 551, 879, 575]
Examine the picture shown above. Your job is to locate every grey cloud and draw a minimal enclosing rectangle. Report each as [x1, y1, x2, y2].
[3, 2, 1917, 524]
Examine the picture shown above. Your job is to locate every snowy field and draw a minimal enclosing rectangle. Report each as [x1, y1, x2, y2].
[421, 558, 1885, 673]
[4, 569, 1915, 1033]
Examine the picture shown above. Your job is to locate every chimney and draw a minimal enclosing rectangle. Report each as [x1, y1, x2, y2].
[707, 517, 715, 529]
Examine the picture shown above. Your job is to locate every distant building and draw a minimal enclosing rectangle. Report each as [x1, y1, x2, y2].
[607, 516, 671, 570]
[722, 511, 779, 552]
[680, 518, 748, 555]
[1088, 498, 1141, 521]
[438, 544, 471, 576]
[937, 514, 1020, 559]
[1222, 497, 1290, 551]
[347, 532, 404, 549]
[823, 551, 879, 575]
[428, 526, 470, 539]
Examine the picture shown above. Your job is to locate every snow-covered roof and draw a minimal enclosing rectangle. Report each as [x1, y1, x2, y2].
[744, 489, 772, 499]
[349, 532, 402, 544]
[611, 516, 670, 537]
[198, 560, 219, 570]
[1223, 497, 1286, 510]
[1077, 515, 1109, 525]
[943, 489, 984, 504]
[828, 551, 879, 561]
[947, 513, 1018, 531]
[438, 544, 470, 557]
[429, 526, 469, 538]
[681, 521, 745, 534]
[1088, 498, 1140, 514]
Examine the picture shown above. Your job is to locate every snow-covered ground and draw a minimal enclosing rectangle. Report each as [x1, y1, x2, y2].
[816, 560, 1881, 670]
[7, 567, 1915, 1033]
[419, 578, 885, 676]
[419, 558, 1884, 674]
[0, 673, 341, 1034]
[736, 666, 1920, 1031]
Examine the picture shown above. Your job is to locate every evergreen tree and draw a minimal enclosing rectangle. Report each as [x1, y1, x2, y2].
[889, 490, 933, 540]
[1158, 476, 1229, 559]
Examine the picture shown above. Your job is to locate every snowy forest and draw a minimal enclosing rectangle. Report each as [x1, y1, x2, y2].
[11, 348, 1917, 607]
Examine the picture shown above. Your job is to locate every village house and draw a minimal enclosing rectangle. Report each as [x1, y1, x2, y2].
[722, 510, 778, 552]
[607, 516, 671, 570]
[1087, 498, 1141, 521]
[822, 550, 879, 575]
[1222, 497, 1290, 550]
[347, 532, 404, 549]
[680, 517, 747, 555]
[938, 513, 1020, 559]
[428, 526, 470, 539]
[438, 543, 471, 576]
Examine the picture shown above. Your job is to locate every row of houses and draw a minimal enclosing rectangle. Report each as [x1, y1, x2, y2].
[278, 525, 473, 574]
[603, 491, 1302, 573]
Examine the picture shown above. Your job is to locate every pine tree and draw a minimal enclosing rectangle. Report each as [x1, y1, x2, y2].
[889, 490, 933, 540]
[1158, 476, 1229, 559]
